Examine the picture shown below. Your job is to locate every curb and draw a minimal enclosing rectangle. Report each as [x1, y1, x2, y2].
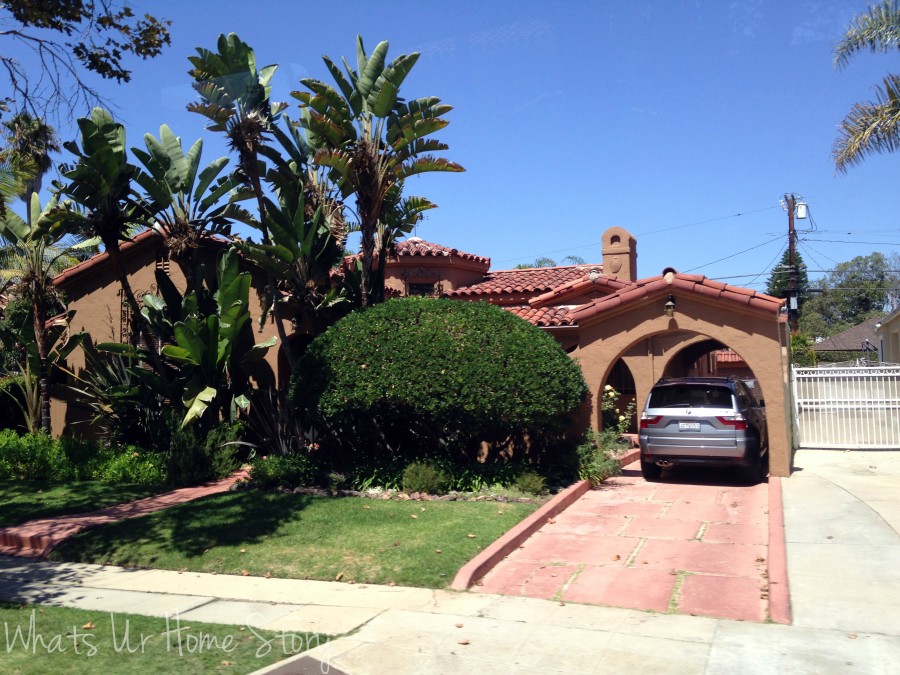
[767, 476, 792, 624]
[451, 452, 640, 591]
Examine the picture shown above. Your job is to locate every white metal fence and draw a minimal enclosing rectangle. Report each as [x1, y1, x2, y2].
[792, 364, 900, 449]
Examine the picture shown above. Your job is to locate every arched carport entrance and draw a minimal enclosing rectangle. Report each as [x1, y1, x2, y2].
[569, 273, 790, 476]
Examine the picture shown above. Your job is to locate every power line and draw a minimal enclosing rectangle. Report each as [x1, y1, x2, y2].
[805, 239, 900, 246]
[493, 204, 784, 264]
[683, 234, 786, 273]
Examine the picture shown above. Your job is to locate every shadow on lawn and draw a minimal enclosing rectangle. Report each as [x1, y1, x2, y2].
[0, 481, 161, 529]
[52, 491, 312, 561]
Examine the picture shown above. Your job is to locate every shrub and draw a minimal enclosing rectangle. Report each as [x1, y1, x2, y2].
[0, 430, 70, 481]
[93, 449, 166, 485]
[153, 410, 243, 486]
[577, 431, 624, 486]
[402, 461, 449, 495]
[250, 454, 316, 490]
[291, 297, 588, 479]
[514, 471, 547, 496]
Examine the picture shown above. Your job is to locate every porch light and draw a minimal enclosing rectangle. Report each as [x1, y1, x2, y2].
[664, 294, 676, 318]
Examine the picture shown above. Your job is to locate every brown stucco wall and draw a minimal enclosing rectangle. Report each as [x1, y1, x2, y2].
[50, 238, 284, 437]
[572, 290, 792, 476]
[385, 256, 488, 296]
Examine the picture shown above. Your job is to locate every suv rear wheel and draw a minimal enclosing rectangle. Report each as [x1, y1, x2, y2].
[640, 458, 662, 481]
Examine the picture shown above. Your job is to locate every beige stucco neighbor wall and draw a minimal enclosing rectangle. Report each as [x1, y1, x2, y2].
[572, 291, 792, 476]
[877, 309, 900, 363]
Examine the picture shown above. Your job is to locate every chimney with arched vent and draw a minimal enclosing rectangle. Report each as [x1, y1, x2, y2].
[601, 227, 637, 282]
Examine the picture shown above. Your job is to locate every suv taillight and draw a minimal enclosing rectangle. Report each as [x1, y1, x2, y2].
[640, 415, 662, 429]
[716, 415, 748, 431]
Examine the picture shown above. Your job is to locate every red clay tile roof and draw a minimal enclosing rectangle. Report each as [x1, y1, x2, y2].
[449, 266, 595, 298]
[716, 349, 747, 363]
[391, 238, 490, 266]
[505, 305, 576, 327]
[570, 272, 785, 323]
[529, 274, 631, 307]
[53, 229, 162, 289]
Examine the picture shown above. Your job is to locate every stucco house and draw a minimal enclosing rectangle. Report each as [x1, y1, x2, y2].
[51, 226, 791, 475]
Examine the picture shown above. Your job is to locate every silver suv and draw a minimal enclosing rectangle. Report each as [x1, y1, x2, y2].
[638, 377, 768, 482]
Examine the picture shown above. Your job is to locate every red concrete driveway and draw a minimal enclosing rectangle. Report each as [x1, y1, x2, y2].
[477, 462, 772, 622]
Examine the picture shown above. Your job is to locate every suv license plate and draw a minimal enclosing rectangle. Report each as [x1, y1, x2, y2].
[679, 422, 701, 432]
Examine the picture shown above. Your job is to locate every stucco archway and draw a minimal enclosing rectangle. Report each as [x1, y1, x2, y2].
[569, 276, 791, 476]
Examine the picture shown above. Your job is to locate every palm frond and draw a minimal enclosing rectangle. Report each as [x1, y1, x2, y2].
[834, 74, 900, 171]
[834, 0, 900, 69]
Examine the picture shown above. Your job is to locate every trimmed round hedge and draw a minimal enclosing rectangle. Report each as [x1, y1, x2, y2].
[290, 297, 587, 477]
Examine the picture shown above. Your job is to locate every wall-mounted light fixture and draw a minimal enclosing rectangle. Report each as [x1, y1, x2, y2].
[664, 294, 676, 318]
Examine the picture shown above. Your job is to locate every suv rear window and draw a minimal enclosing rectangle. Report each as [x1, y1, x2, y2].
[647, 384, 733, 409]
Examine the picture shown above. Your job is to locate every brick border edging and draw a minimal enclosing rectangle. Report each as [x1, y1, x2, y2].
[767, 476, 792, 624]
[450, 451, 640, 591]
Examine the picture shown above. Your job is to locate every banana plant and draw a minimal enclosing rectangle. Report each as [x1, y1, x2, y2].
[293, 36, 464, 307]
[147, 248, 275, 427]
[49, 108, 169, 380]
[132, 124, 255, 260]
[188, 33, 292, 357]
[235, 119, 348, 336]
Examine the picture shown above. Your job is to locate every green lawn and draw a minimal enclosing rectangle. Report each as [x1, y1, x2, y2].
[49, 492, 538, 588]
[0, 481, 162, 529]
[0, 602, 327, 674]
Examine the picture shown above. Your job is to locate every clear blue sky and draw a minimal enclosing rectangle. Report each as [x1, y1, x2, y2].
[20, 0, 900, 291]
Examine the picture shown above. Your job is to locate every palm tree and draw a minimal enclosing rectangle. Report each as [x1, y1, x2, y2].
[0, 113, 60, 206]
[0, 194, 93, 431]
[833, 1, 900, 171]
[294, 36, 464, 307]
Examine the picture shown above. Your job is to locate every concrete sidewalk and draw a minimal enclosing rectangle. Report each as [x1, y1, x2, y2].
[0, 449, 898, 673]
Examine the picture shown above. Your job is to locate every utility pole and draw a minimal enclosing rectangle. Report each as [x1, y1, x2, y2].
[784, 193, 798, 332]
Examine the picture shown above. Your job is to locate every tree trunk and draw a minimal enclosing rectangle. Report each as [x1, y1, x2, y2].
[105, 242, 170, 384]
[247, 162, 294, 371]
[32, 296, 50, 434]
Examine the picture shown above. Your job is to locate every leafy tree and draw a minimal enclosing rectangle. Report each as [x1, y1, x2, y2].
[0, 0, 171, 120]
[515, 255, 586, 269]
[798, 251, 898, 337]
[833, 0, 900, 171]
[765, 249, 809, 311]
[294, 36, 464, 307]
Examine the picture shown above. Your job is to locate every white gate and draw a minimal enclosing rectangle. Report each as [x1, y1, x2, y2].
[792, 364, 900, 449]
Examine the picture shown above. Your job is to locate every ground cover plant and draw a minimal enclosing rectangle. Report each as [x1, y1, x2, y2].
[49, 492, 538, 589]
[0, 481, 161, 529]
[0, 602, 327, 674]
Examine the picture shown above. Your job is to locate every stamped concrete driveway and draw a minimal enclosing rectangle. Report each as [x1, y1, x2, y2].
[477, 462, 772, 622]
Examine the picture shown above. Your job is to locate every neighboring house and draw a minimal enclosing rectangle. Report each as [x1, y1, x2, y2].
[811, 316, 882, 363]
[50, 225, 792, 475]
[876, 311, 900, 363]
